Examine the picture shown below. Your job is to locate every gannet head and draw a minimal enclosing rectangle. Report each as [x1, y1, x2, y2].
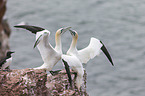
[69, 29, 78, 39]
[54, 27, 71, 54]
[56, 27, 72, 36]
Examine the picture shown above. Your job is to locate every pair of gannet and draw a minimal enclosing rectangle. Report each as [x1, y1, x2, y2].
[14, 25, 71, 70]
[0, 51, 14, 70]
[14, 25, 73, 86]
[14, 25, 114, 89]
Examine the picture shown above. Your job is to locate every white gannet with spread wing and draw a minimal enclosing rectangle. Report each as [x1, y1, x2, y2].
[61, 29, 114, 89]
[62, 29, 114, 89]
[14, 25, 71, 70]
[67, 29, 114, 66]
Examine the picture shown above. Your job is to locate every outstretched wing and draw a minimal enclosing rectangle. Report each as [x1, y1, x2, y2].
[14, 25, 45, 34]
[78, 37, 114, 66]
[36, 33, 59, 63]
[14, 25, 58, 64]
[78, 37, 102, 64]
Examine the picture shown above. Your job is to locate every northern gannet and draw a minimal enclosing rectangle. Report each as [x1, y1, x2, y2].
[68, 29, 114, 66]
[14, 25, 72, 86]
[0, 51, 14, 70]
[14, 25, 71, 70]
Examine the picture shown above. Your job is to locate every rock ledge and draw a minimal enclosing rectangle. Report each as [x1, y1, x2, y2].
[0, 68, 88, 96]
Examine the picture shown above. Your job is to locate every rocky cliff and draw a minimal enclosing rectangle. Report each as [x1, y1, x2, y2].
[0, 69, 88, 96]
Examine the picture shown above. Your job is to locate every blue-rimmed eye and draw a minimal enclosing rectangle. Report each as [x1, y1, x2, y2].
[70, 30, 76, 36]
[72, 31, 76, 36]
[61, 29, 64, 34]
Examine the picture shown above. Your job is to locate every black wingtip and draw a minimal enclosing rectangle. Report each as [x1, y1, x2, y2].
[62, 59, 72, 88]
[14, 25, 45, 34]
[100, 41, 114, 66]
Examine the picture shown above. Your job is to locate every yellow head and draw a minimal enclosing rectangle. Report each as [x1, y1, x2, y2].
[69, 29, 78, 40]
[55, 27, 72, 36]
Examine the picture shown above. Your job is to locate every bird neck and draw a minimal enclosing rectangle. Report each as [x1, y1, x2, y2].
[55, 33, 62, 54]
[36, 33, 51, 51]
[71, 36, 78, 49]
[67, 36, 78, 55]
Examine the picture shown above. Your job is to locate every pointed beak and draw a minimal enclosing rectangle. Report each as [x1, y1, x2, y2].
[100, 41, 114, 66]
[69, 29, 76, 36]
[61, 27, 71, 34]
[33, 32, 48, 48]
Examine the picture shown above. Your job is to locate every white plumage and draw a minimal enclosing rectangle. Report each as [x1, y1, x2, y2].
[61, 54, 84, 89]
[14, 25, 73, 87]
[34, 30, 61, 70]
[77, 37, 103, 63]
[67, 29, 114, 66]
[14, 25, 113, 89]
[62, 29, 114, 88]
[14, 25, 71, 71]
